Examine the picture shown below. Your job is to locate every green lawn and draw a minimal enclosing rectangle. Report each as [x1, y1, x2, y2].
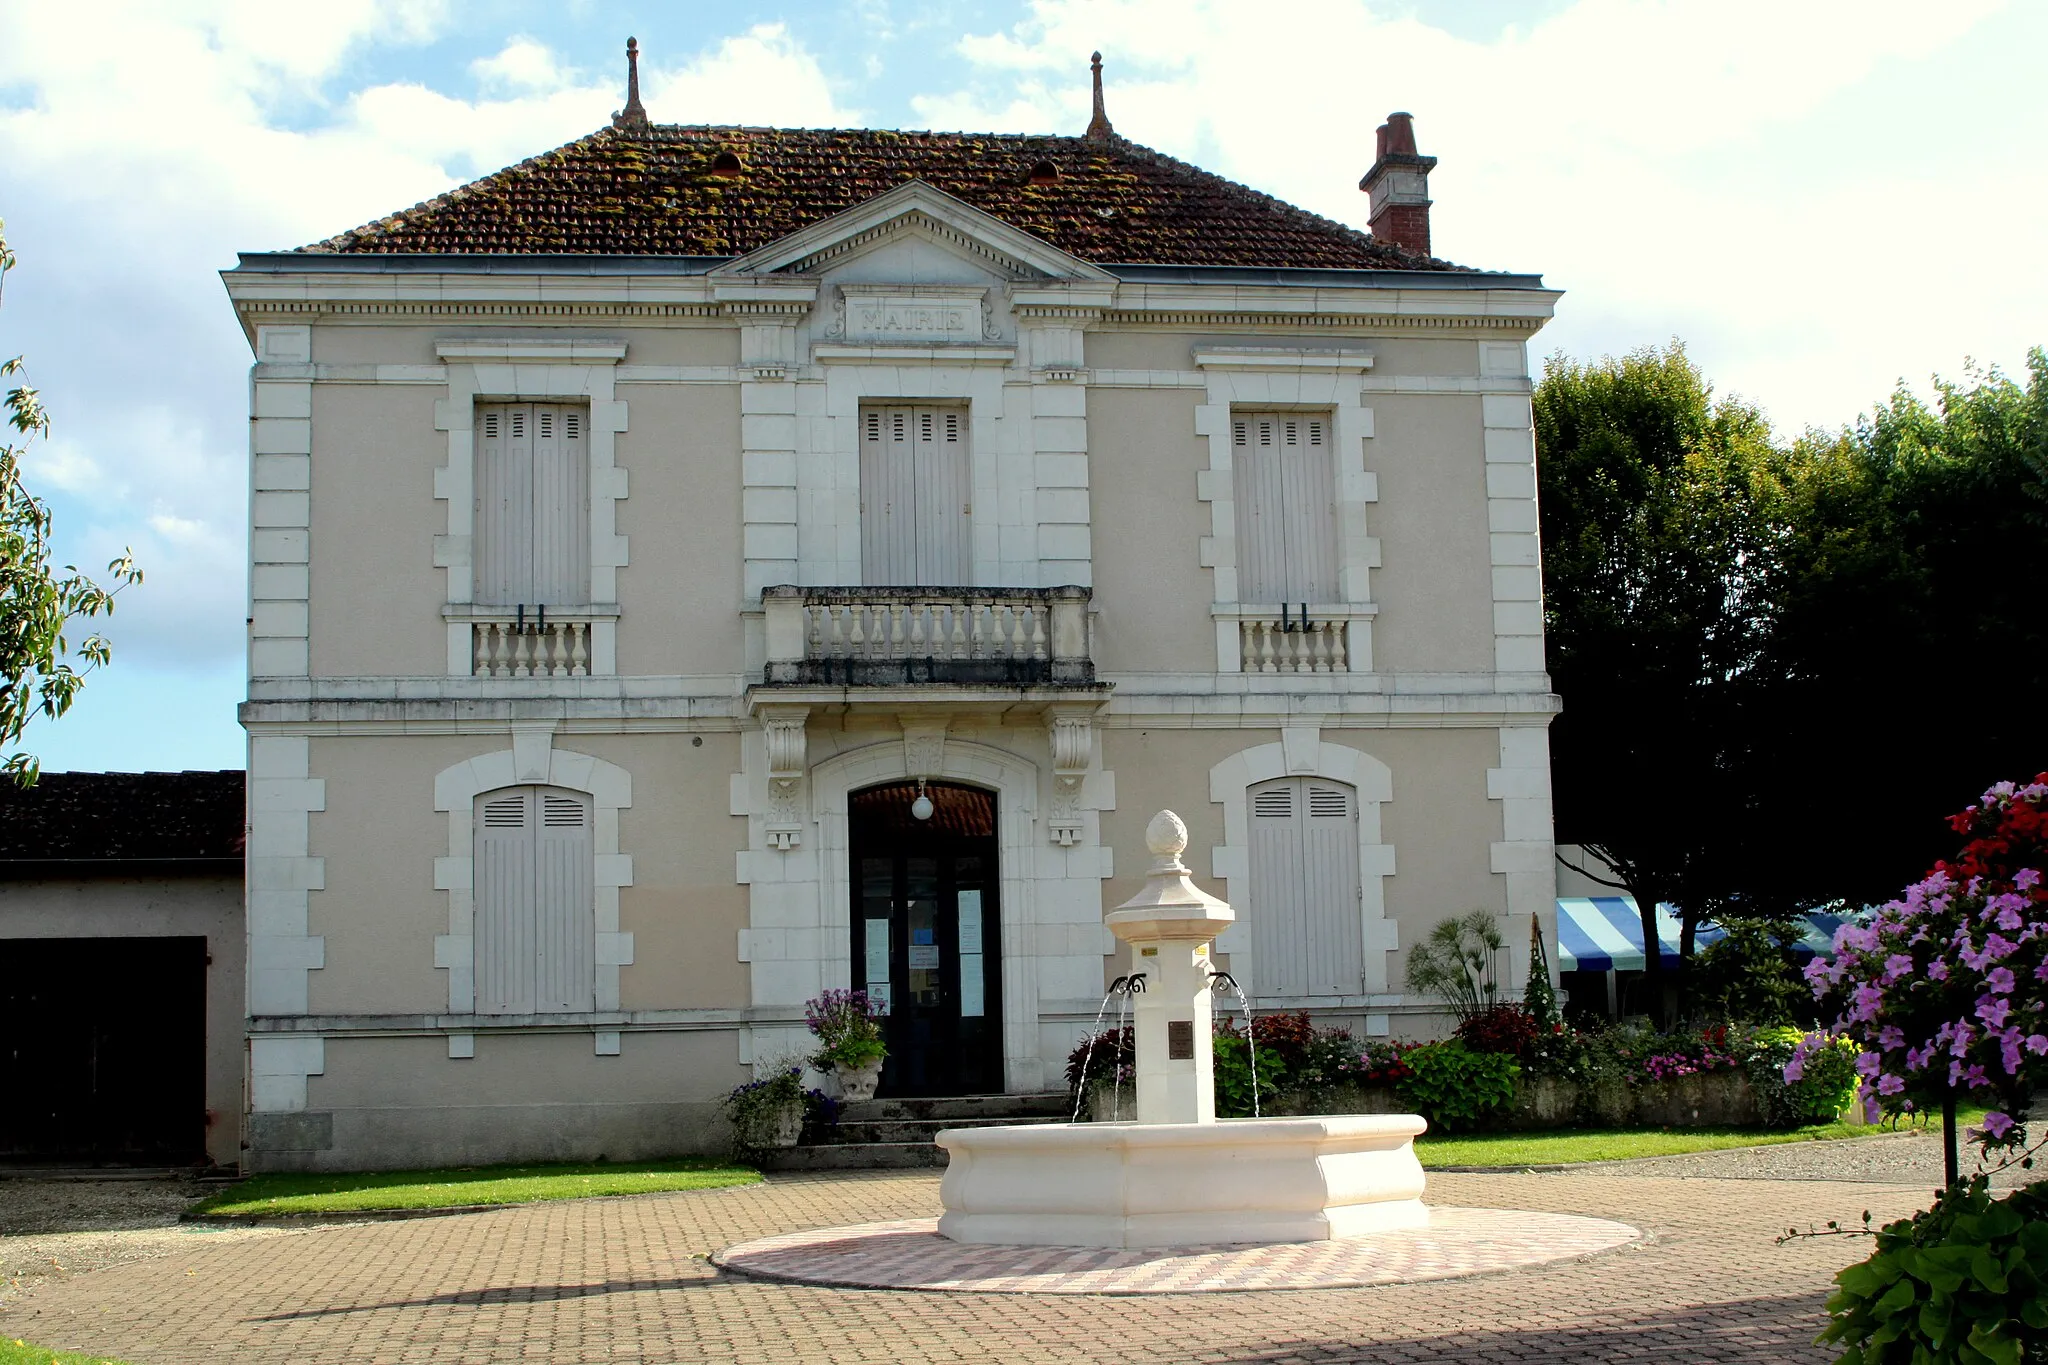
[1415, 1118, 1904, 1167]
[192, 1158, 760, 1218]
[1, 1342, 132, 1365]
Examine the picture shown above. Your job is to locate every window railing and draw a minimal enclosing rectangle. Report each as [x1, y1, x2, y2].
[762, 586, 1093, 686]
[467, 607, 598, 677]
[1237, 606, 1352, 674]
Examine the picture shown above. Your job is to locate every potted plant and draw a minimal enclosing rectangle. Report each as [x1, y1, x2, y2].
[722, 1066, 807, 1152]
[805, 989, 888, 1102]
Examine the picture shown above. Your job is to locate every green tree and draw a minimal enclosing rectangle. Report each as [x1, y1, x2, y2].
[1535, 342, 1798, 1020]
[1759, 351, 2048, 906]
[0, 220, 141, 782]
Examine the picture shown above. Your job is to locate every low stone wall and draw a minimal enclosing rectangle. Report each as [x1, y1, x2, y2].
[1212, 1070, 1763, 1131]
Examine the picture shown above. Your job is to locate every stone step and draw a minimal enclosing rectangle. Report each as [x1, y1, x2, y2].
[810, 1115, 1064, 1146]
[835, 1091, 1073, 1123]
[762, 1142, 952, 1172]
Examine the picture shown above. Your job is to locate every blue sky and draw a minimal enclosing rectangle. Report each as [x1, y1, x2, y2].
[0, 0, 2042, 774]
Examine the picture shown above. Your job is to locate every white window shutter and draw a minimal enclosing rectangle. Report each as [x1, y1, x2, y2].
[1232, 411, 1337, 603]
[474, 403, 535, 607]
[533, 791, 595, 1012]
[474, 789, 537, 1014]
[1301, 782, 1363, 995]
[473, 786, 595, 1015]
[862, 405, 969, 585]
[530, 403, 589, 606]
[1247, 777, 1361, 998]
[1247, 777, 1309, 997]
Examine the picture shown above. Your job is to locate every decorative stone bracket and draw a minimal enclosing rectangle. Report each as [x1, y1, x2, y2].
[761, 704, 810, 851]
[1046, 705, 1096, 847]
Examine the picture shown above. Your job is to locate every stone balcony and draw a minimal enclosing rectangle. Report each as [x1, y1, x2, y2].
[761, 586, 1095, 687]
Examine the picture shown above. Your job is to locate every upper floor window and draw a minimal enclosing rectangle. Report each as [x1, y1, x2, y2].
[475, 402, 589, 608]
[1232, 412, 1337, 604]
[474, 785, 594, 1014]
[861, 404, 969, 586]
[1247, 776, 1362, 997]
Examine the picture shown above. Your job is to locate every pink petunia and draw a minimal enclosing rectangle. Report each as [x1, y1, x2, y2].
[1983, 1111, 2015, 1140]
[1877, 1073, 1905, 1095]
[1987, 966, 2017, 994]
[2015, 868, 2041, 890]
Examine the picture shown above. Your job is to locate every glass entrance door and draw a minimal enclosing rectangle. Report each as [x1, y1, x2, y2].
[849, 783, 1001, 1096]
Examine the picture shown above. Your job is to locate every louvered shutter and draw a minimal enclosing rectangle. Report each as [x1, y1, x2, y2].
[475, 789, 537, 1014]
[862, 405, 969, 585]
[475, 404, 534, 608]
[474, 786, 594, 1015]
[1301, 783, 1363, 995]
[1246, 777, 1361, 998]
[1248, 779, 1309, 997]
[1231, 412, 1337, 603]
[473, 403, 588, 607]
[533, 791, 596, 1012]
[530, 404, 589, 605]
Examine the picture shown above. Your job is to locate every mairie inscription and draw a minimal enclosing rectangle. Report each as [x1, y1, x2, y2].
[837, 287, 991, 344]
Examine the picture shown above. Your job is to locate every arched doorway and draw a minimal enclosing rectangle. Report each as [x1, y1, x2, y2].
[849, 781, 1002, 1096]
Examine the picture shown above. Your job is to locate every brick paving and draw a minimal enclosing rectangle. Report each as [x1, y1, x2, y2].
[714, 1207, 1641, 1293]
[2, 1168, 1934, 1364]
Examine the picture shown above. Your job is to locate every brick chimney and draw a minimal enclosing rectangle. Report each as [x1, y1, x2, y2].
[1359, 112, 1437, 258]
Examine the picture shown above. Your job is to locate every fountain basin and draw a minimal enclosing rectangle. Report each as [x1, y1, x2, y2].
[936, 1114, 1430, 1248]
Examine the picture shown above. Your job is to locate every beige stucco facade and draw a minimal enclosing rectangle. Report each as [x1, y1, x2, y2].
[226, 179, 1561, 1171]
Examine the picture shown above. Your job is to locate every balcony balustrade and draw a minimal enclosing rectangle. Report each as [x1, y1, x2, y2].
[763, 586, 1093, 687]
[1239, 615, 1351, 674]
[470, 612, 595, 677]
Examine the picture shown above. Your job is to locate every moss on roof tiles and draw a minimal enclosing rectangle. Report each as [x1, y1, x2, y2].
[300, 125, 1470, 271]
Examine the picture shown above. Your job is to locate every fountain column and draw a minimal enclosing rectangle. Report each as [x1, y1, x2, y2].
[1103, 811, 1235, 1125]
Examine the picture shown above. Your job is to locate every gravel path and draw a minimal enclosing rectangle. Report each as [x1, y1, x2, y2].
[0, 1178, 289, 1316]
[1583, 1125, 2038, 1187]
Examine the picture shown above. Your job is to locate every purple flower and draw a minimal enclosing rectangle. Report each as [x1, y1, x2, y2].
[1882, 953, 1915, 984]
[1928, 960, 1950, 981]
[2015, 868, 2041, 890]
[1782, 1055, 1805, 1082]
[1855, 1050, 1882, 1078]
[1983, 1111, 2015, 1140]
[1876, 1073, 1905, 1096]
[1978, 996, 2012, 1029]
[2028, 1034, 2048, 1056]
[1877, 1026, 1905, 1049]
[1987, 966, 2017, 994]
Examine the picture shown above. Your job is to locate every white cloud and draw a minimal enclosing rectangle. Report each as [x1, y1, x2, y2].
[926, 0, 2041, 433]
[0, 3, 853, 695]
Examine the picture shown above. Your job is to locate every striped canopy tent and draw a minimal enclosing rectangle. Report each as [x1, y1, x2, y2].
[1554, 898, 1849, 972]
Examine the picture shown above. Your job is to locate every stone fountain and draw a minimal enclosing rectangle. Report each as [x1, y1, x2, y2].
[936, 811, 1431, 1248]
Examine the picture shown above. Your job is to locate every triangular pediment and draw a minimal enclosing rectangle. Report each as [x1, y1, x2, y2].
[717, 180, 1117, 283]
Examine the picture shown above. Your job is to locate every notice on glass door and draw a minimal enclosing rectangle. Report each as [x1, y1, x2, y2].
[864, 919, 890, 986]
[960, 954, 985, 1017]
[907, 943, 940, 970]
[958, 890, 983, 955]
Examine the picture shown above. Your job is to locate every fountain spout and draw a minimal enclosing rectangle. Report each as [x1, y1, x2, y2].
[1103, 811, 1236, 1125]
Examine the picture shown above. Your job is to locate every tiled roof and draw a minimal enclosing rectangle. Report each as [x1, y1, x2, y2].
[300, 126, 1471, 272]
[0, 771, 245, 863]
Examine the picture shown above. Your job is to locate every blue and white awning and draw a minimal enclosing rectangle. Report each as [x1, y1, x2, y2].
[1554, 898, 1848, 972]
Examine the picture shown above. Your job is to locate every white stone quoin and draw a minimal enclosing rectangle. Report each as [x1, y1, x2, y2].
[936, 810, 1430, 1249]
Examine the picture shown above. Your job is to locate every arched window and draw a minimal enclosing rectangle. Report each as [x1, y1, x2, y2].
[1247, 777, 1362, 997]
[474, 786, 595, 1014]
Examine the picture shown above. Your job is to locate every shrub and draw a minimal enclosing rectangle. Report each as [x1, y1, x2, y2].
[1339, 1039, 1421, 1087]
[1212, 1029, 1292, 1118]
[1404, 911, 1507, 1022]
[1458, 1004, 1542, 1057]
[804, 989, 887, 1071]
[1689, 915, 1814, 1025]
[1818, 1176, 2048, 1365]
[1748, 1025, 1860, 1127]
[1394, 1040, 1519, 1131]
[1064, 1024, 1133, 1093]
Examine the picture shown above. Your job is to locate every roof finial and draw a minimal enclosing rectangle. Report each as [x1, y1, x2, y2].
[613, 36, 649, 131]
[1085, 51, 1114, 141]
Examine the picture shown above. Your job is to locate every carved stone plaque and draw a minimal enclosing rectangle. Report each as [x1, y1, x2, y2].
[839, 286, 987, 344]
[1167, 1019, 1194, 1061]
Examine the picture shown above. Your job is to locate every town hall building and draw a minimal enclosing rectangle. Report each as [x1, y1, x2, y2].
[223, 47, 1562, 1170]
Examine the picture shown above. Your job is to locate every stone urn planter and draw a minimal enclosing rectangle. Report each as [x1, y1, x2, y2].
[833, 1058, 883, 1103]
[737, 1100, 805, 1150]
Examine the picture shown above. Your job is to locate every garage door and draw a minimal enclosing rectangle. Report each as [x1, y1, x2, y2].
[0, 936, 208, 1163]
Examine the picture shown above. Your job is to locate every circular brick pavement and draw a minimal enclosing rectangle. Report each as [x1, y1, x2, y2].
[713, 1206, 1642, 1294]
